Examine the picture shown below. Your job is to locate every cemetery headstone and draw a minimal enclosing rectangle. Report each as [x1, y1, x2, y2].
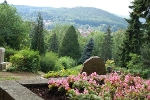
[0, 47, 5, 70]
[81, 56, 106, 76]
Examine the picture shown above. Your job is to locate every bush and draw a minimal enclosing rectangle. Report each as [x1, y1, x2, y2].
[48, 72, 150, 100]
[140, 43, 150, 69]
[105, 60, 115, 73]
[40, 52, 58, 73]
[9, 49, 40, 72]
[57, 56, 76, 69]
[141, 69, 150, 79]
[5, 47, 18, 62]
[127, 53, 150, 79]
[44, 65, 82, 78]
[53, 61, 64, 71]
[127, 53, 142, 70]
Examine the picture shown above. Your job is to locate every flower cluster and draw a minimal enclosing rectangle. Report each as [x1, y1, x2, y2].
[48, 72, 150, 100]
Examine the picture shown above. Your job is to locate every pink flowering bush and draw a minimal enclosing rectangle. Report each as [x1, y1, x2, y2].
[48, 72, 150, 100]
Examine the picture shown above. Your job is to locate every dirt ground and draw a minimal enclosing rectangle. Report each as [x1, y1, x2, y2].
[0, 71, 45, 81]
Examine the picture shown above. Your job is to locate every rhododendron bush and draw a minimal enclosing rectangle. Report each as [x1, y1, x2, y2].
[48, 72, 150, 100]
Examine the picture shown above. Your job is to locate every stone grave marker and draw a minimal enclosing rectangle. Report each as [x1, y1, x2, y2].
[81, 56, 106, 76]
[0, 47, 5, 70]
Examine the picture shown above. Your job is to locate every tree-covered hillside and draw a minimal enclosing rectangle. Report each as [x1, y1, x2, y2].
[15, 5, 128, 32]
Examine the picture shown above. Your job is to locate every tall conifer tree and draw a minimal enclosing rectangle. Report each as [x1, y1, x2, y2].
[48, 33, 58, 53]
[78, 38, 94, 64]
[117, 12, 142, 67]
[101, 26, 112, 62]
[31, 12, 45, 55]
[59, 25, 80, 59]
[130, 0, 150, 43]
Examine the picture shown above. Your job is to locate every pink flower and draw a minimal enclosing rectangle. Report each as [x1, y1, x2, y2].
[74, 88, 80, 95]
[65, 85, 70, 90]
[82, 72, 87, 76]
[90, 72, 98, 77]
[83, 89, 89, 94]
[48, 79, 55, 84]
[147, 95, 150, 100]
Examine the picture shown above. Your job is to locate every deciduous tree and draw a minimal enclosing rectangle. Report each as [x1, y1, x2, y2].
[0, 1, 28, 49]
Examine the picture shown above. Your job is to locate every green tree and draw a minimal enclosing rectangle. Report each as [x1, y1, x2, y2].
[140, 43, 150, 69]
[59, 25, 80, 59]
[130, 0, 150, 43]
[129, 0, 150, 75]
[118, 12, 143, 67]
[0, 1, 29, 49]
[48, 33, 59, 53]
[31, 12, 45, 55]
[101, 26, 112, 62]
[92, 31, 105, 57]
[78, 38, 94, 64]
[112, 30, 125, 65]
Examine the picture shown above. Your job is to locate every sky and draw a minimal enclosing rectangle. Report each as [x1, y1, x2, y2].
[0, 0, 133, 16]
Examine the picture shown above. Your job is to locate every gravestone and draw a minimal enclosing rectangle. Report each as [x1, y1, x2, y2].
[0, 47, 5, 70]
[81, 56, 106, 76]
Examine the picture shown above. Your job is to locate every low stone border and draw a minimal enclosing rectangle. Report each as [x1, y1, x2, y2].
[0, 79, 49, 100]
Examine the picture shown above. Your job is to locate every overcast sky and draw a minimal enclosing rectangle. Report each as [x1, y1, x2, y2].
[0, 0, 133, 16]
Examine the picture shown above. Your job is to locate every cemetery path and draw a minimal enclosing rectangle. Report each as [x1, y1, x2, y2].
[0, 71, 45, 81]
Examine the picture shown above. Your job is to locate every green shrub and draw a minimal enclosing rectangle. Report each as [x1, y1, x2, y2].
[127, 53, 150, 79]
[40, 52, 58, 73]
[44, 65, 82, 78]
[5, 47, 18, 62]
[53, 61, 64, 71]
[57, 56, 76, 69]
[9, 49, 40, 72]
[127, 53, 142, 69]
[140, 43, 150, 69]
[141, 69, 150, 79]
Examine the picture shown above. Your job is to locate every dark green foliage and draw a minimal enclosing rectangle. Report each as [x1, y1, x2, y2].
[48, 33, 59, 53]
[40, 52, 58, 73]
[101, 26, 112, 62]
[59, 25, 80, 59]
[126, 13, 143, 54]
[141, 69, 150, 79]
[0, 2, 28, 49]
[140, 43, 150, 70]
[78, 38, 94, 64]
[131, 0, 150, 43]
[117, 12, 143, 67]
[30, 12, 45, 55]
[9, 50, 40, 72]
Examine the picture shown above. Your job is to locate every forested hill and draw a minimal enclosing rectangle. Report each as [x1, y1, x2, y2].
[15, 5, 128, 32]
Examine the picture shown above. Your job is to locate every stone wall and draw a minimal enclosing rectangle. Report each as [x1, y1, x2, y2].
[0, 79, 48, 100]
